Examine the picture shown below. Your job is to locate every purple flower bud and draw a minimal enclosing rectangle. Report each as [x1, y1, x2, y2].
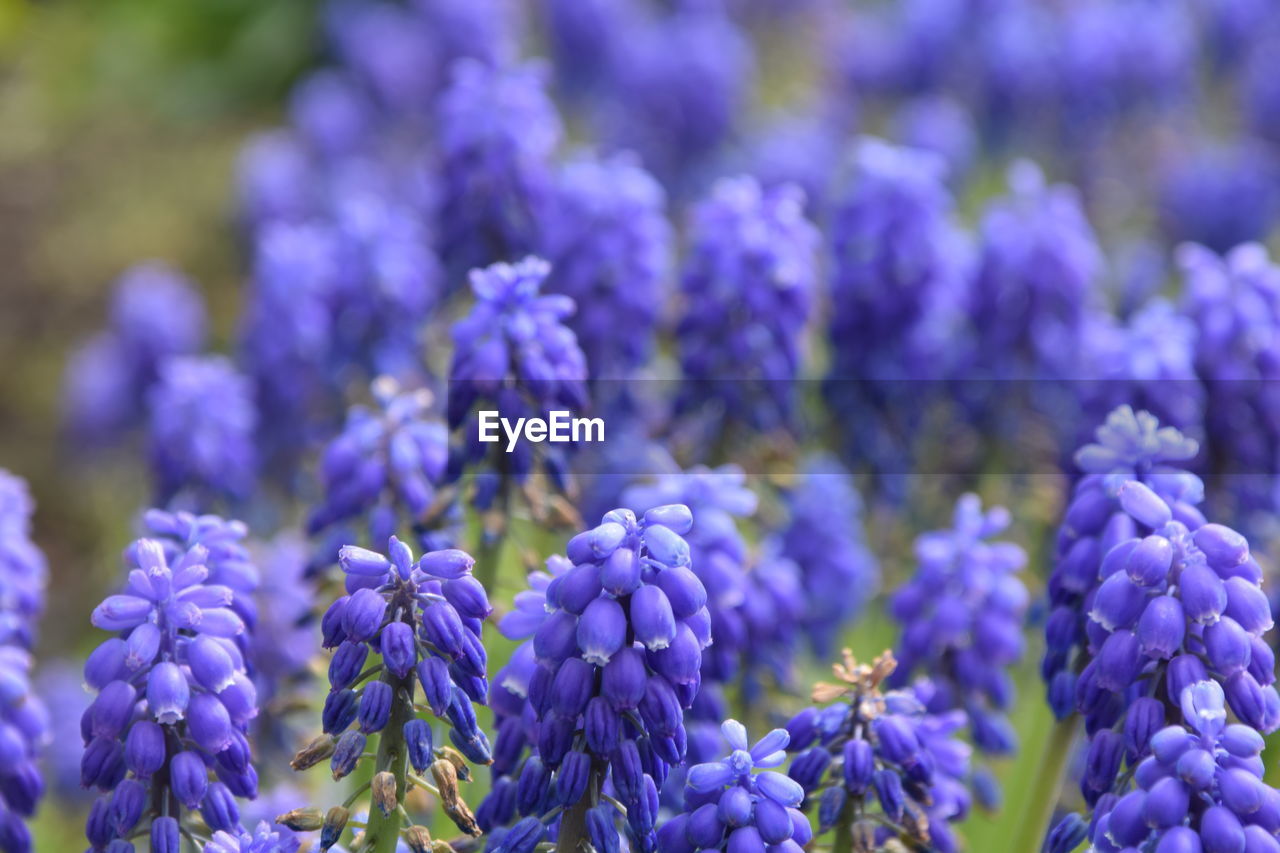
[188, 692, 233, 753]
[653, 566, 706, 618]
[187, 635, 237, 693]
[1095, 629, 1142, 692]
[1125, 535, 1173, 587]
[874, 768, 905, 820]
[639, 675, 683, 738]
[1176, 747, 1215, 789]
[787, 747, 830, 794]
[1224, 671, 1273, 732]
[1107, 790, 1148, 847]
[818, 786, 847, 834]
[109, 778, 146, 836]
[1168, 654, 1209, 704]
[600, 547, 642, 598]
[578, 597, 626, 666]
[630, 584, 677, 651]
[516, 756, 550, 815]
[420, 603, 466, 659]
[92, 595, 153, 632]
[1200, 805, 1245, 853]
[1220, 767, 1266, 816]
[550, 657, 595, 719]
[718, 786, 753, 827]
[1091, 572, 1149, 631]
[842, 739, 874, 793]
[755, 797, 793, 844]
[1194, 523, 1249, 570]
[342, 587, 387, 643]
[687, 761, 735, 793]
[323, 688, 358, 734]
[584, 696, 620, 755]
[330, 730, 366, 780]
[339, 546, 393, 577]
[322, 596, 349, 648]
[567, 523, 627, 564]
[501, 817, 545, 853]
[199, 782, 239, 833]
[1206, 616, 1253, 676]
[170, 750, 208, 808]
[600, 646, 647, 711]
[403, 718, 434, 775]
[643, 505, 693, 535]
[85, 639, 128, 689]
[329, 640, 370, 690]
[359, 681, 393, 733]
[146, 661, 189, 724]
[1225, 577, 1273, 635]
[610, 740, 644, 801]
[442, 576, 492, 620]
[125, 720, 165, 778]
[1179, 562, 1227, 624]
[534, 610, 580, 664]
[1124, 698, 1165, 761]
[1137, 595, 1185, 659]
[91, 680, 137, 739]
[557, 750, 592, 807]
[1084, 730, 1124, 800]
[418, 549, 476, 580]
[1118, 481, 1172, 528]
[380, 621, 416, 679]
[588, 804, 621, 853]
[1152, 826, 1199, 853]
[125, 622, 161, 671]
[537, 715, 575, 767]
[1145, 776, 1190, 828]
[756, 771, 804, 808]
[649, 623, 701, 686]
[644, 524, 690, 568]
[556, 565, 603, 615]
[150, 816, 180, 853]
[417, 657, 453, 716]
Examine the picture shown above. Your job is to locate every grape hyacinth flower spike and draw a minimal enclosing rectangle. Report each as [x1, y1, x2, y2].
[308, 377, 457, 572]
[478, 505, 706, 853]
[888, 493, 1028, 805]
[782, 651, 972, 853]
[295, 536, 491, 852]
[83, 533, 267, 851]
[657, 720, 811, 853]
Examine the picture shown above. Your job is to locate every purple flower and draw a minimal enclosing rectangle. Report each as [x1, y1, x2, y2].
[203, 821, 299, 853]
[543, 153, 672, 379]
[436, 61, 560, 274]
[1158, 140, 1279, 255]
[83, 529, 259, 850]
[63, 262, 207, 445]
[890, 494, 1028, 769]
[0, 471, 48, 647]
[676, 177, 818, 434]
[777, 455, 878, 656]
[147, 355, 258, 509]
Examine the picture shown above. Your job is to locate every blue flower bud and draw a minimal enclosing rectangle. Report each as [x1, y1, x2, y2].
[550, 657, 595, 719]
[639, 676, 682, 738]
[1200, 804, 1246, 852]
[1220, 767, 1265, 816]
[1146, 776, 1191, 828]
[418, 549, 476, 580]
[643, 505, 693, 535]
[1106, 790, 1148, 847]
[330, 730, 366, 780]
[443, 576, 492, 620]
[328, 641, 370, 690]
[725, 826, 763, 853]
[90, 680, 136, 739]
[610, 741, 644, 801]
[414, 655, 451, 716]
[1123, 697, 1165, 762]
[341, 587, 386, 643]
[123, 720, 165, 778]
[165, 750, 207, 809]
[1154, 826, 1200, 853]
[1225, 577, 1273, 635]
[601, 548, 642, 597]
[338, 546, 392, 577]
[788, 746, 831, 794]
[1126, 535, 1173, 587]
[644, 524, 690, 568]
[358, 680, 393, 733]
[649, 623, 701, 686]
[1167, 654, 1209, 704]
[516, 756, 550, 816]
[533, 610, 579, 664]
[399, 718, 433, 775]
[199, 782, 239, 833]
[783, 709, 818, 751]
[1224, 671, 1273, 732]
[380, 621, 416, 679]
[557, 750, 592, 807]
[125, 622, 161, 671]
[85, 639, 128, 689]
[1180, 562, 1228, 624]
[873, 768, 905, 820]
[718, 785, 753, 827]
[188, 692, 233, 753]
[587, 803, 621, 853]
[498, 816, 545, 853]
[421, 602, 467, 660]
[1046, 814, 1087, 853]
[109, 778, 146, 836]
[150, 816, 180, 853]
[1118, 481, 1172, 528]
[146, 661, 189, 724]
[601, 647, 647, 710]
[578, 597, 626, 666]
[555, 564, 603, 615]
[536, 715, 574, 766]
[1137, 594, 1186, 659]
[86, 798, 114, 847]
[653, 566, 706, 619]
[756, 771, 804, 808]
[322, 688, 358, 734]
[1193, 524, 1249, 570]
[1095, 629, 1142, 692]
[1206, 616, 1252, 677]
[1091, 571, 1148, 632]
[1083, 730, 1124, 802]
[321, 596, 348, 648]
[842, 738, 874, 793]
[872, 716, 919, 765]
[583, 696, 619, 755]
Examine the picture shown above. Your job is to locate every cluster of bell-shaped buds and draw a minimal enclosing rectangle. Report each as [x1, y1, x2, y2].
[656, 720, 811, 853]
[542, 153, 672, 380]
[0, 472, 48, 853]
[0, 470, 48, 647]
[783, 651, 973, 853]
[1178, 241, 1280, 531]
[889, 494, 1028, 765]
[298, 536, 491, 850]
[777, 455, 879, 658]
[479, 505, 706, 853]
[1068, 681, 1280, 853]
[147, 355, 259, 510]
[1043, 405, 1205, 720]
[436, 61, 561, 275]
[62, 262, 207, 446]
[674, 177, 817, 435]
[447, 258, 589, 549]
[308, 378, 457, 571]
[203, 820, 300, 853]
[624, 466, 803, 737]
[83, 532, 265, 851]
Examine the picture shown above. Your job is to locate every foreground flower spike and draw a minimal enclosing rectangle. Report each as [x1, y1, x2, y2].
[1043, 405, 1205, 721]
[543, 153, 672, 380]
[890, 495, 1028, 757]
[447, 258, 589, 566]
[1068, 680, 1280, 852]
[147, 355, 258, 510]
[62, 261, 207, 445]
[436, 60, 560, 274]
[675, 177, 817, 435]
[0, 646, 49, 852]
[301, 537, 491, 851]
[1178, 242, 1280, 530]
[83, 533, 265, 851]
[657, 720, 811, 853]
[784, 651, 972, 852]
[777, 454, 879, 658]
[0, 470, 49, 647]
[308, 378, 457, 570]
[479, 506, 704, 852]
[204, 820, 300, 853]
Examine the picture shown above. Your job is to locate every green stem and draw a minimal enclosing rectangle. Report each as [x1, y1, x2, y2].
[1011, 717, 1079, 853]
[833, 797, 855, 853]
[474, 530, 505, 597]
[361, 674, 414, 853]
